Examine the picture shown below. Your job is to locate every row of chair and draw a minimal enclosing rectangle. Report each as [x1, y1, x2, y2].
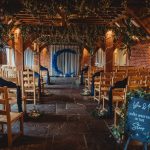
[0, 66, 42, 146]
[82, 66, 150, 137]
[0, 86, 24, 146]
[82, 65, 150, 93]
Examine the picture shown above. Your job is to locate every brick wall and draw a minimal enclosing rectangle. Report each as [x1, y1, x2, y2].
[129, 43, 150, 68]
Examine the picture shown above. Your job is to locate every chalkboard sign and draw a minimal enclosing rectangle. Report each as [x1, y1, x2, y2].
[126, 97, 150, 142]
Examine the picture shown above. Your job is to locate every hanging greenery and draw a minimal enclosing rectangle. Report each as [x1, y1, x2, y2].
[16, 24, 107, 54]
[0, 0, 149, 56]
[0, 0, 127, 19]
[0, 23, 14, 43]
[113, 17, 148, 56]
[1, 0, 23, 16]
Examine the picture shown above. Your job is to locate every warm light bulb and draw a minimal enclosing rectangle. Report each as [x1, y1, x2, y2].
[107, 30, 113, 35]
[16, 28, 20, 35]
[15, 28, 20, 39]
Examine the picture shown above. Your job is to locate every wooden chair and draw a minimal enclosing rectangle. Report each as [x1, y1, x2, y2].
[2, 70, 26, 112]
[94, 72, 113, 104]
[1, 66, 16, 78]
[115, 66, 127, 73]
[0, 86, 24, 147]
[84, 66, 96, 91]
[103, 88, 126, 112]
[112, 76, 126, 85]
[127, 75, 146, 91]
[139, 68, 149, 76]
[21, 69, 39, 105]
[0, 68, 3, 77]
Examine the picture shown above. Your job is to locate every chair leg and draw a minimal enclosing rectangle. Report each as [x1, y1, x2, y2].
[23, 96, 27, 113]
[114, 110, 117, 127]
[7, 123, 12, 147]
[20, 115, 24, 135]
[0, 124, 4, 133]
[34, 90, 36, 105]
[124, 137, 131, 150]
[144, 143, 147, 150]
[102, 97, 105, 110]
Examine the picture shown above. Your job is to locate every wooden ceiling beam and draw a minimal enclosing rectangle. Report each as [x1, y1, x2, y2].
[15, 14, 118, 18]
[16, 9, 124, 15]
[127, 8, 150, 35]
[69, 22, 108, 25]
[109, 14, 127, 26]
[70, 20, 111, 22]
[21, 22, 62, 26]
[23, 33, 39, 50]
[18, 18, 62, 22]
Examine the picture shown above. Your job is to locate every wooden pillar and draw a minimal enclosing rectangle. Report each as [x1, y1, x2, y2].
[33, 52, 40, 73]
[14, 28, 24, 71]
[40, 47, 50, 69]
[105, 30, 115, 72]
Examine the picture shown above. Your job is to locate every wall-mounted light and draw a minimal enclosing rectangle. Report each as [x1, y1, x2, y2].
[14, 28, 20, 39]
[106, 30, 113, 35]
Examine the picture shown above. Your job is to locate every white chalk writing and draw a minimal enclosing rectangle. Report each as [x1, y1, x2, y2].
[133, 101, 141, 109]
[142, 103, 147, 110]
[132, 122, 145, 131]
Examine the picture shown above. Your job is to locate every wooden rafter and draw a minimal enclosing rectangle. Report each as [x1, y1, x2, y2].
[127, 8, 150, 35]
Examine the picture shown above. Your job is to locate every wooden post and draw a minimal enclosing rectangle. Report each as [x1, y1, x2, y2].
[105, 30, 115, 72]
[14, 28, 24, 71]
[33, 52, 40, 73]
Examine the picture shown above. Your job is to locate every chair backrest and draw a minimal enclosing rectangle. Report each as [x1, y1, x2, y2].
[128, 76, 143, 86]
[139, 68, 149, 76]
[4, 70, 21, 86]
[100, 72, 113, 85]
[21, 69, 35, 94]
[112, 88, 127, 103]
[32, 65, 39, 73]
[113, 72, 126, 78]
[0, 86, 10, 121]
[115, 66, 127, 74]
[112, 76, 126, 86]
[100, 72, 113, 96]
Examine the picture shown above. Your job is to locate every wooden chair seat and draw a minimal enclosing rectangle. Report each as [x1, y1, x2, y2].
[0, 112, 23, 123]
